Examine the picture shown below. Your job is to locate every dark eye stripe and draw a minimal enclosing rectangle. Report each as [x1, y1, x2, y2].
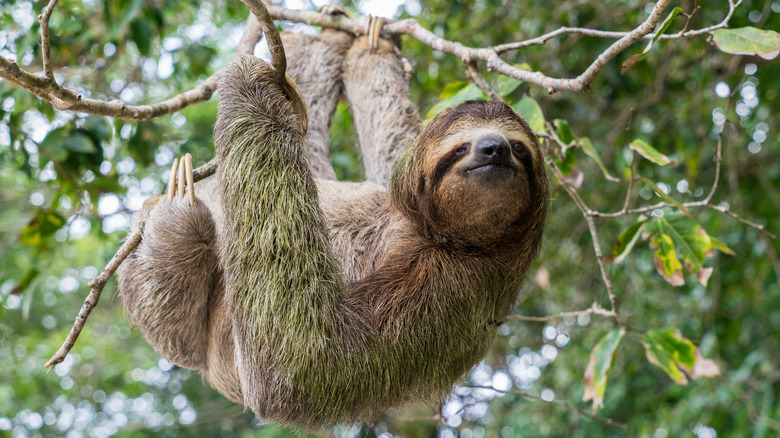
[431, 142, 471, 188]
[510, 140, 535, 178]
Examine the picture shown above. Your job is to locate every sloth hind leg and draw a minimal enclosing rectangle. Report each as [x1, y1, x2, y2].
[117, 154, 218, 370]
[343, 18, 421, 187]
[281, 17, 354, 180]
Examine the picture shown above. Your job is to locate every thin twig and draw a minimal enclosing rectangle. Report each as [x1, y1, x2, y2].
[545, 149, 623, 326]
[45, 229, 142, 369]
[578, 77, 775, 238]
[493, 0, 741, 53]
[466, 62, 502, 101]
[44, 163, 219, 367]
[575, 0, 671, 92]
[584, 200, 775, 237]
[703, 204, 775, 238]
[509, 303, 616, 322]
[463, 385, 627, 430]
[621, 152, 638, 213]
[678, 1, 702, 37]
[241, 0, 286, 86]
[704, 76, 744, 204]
[37, 0, 59, 80]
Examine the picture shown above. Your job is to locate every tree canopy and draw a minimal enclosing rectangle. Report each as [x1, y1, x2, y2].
[1, 0, 779, 436]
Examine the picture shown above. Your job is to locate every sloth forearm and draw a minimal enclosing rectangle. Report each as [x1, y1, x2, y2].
[215, 57, 389, 418]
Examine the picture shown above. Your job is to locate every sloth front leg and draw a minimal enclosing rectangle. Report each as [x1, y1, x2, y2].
[117, 154, 218, 370]
[343, 16, 422, 186]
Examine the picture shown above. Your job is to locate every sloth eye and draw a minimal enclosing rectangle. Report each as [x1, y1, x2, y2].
[511, 140, 533, 169]
[453, 143, 470, 156]
[510, 141, 528, 157]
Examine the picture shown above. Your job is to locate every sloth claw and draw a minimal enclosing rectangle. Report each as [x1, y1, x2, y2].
[367, 15, 386, 53]
[166, 153, 197, 204]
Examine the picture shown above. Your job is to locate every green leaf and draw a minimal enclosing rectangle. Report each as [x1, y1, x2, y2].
[555, 145, 578, 176]
[641, 177, 691, 216]
[710, 236, 735, 256]
[583, 329, 625, 412]
[580, 137, 619, 182]
[649, 229, 685, 286]
[642, 329, 698, 385]
[606, 220, 646, 263]
[496, 64, 529, 96]
[651, 7, 685, 43]
[554, 119, 575, 144]
[63, 132, 97, 154]
[512, 96, 545, 133]
[38, 127, 68, 161]
[712, 27, 780, 60]
[10, 268, 40, 296]
[20, 211, 66, 247]
[622, 7, 683, 73]
[663, 215, 712, 272]
[629, 138, 677, 167]
[426, 83, 486, 119]
[642, 215, 725, 286]
[130, 19, 152, 56]
[438, 81, 469, 100]
[84, 116, 111, 142]
[496, 77, 521, 97]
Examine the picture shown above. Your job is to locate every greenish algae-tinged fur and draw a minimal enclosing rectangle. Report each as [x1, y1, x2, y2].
[216, 57, 388, 424]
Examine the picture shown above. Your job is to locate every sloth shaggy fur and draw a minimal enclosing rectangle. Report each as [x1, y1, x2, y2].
[117, 30, 549, 428]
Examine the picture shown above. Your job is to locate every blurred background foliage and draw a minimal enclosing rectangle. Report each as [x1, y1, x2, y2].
[1, 0, 779, 436]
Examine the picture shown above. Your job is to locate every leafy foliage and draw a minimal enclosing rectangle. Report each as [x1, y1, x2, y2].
[712, 27, 780, 60]
[641, 328, 719, 385]
[583, 329, 624, 412]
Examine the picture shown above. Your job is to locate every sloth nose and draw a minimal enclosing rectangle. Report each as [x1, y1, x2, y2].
[475, 135, 510, 161]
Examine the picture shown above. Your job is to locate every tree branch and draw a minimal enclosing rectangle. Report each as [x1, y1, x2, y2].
[542, 129, 624, 326]
[509, 303, 616, 322]
[466, 62, 502, 101]
[577, 79, 775, 239]
[0, 54, 219, 120]
[237, 14, 263, 56]
[45, 229, 142, 369]
[492, 0, 741, 54]
[37, 0, 59, 80]
[549, 157, 623, 322]
[575, 0, 671, 91]
[241, 0, 286, 85]
[1, 1, 742, 120]
[268, 1, 675, 93]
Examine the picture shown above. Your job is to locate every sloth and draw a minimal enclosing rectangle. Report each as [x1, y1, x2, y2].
[117, 23, 549, 428]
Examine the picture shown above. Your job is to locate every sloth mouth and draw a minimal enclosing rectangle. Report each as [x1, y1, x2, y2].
[463, 163, 517, 177]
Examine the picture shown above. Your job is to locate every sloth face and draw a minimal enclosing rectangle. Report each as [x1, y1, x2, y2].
[413, 101, 542, 245]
